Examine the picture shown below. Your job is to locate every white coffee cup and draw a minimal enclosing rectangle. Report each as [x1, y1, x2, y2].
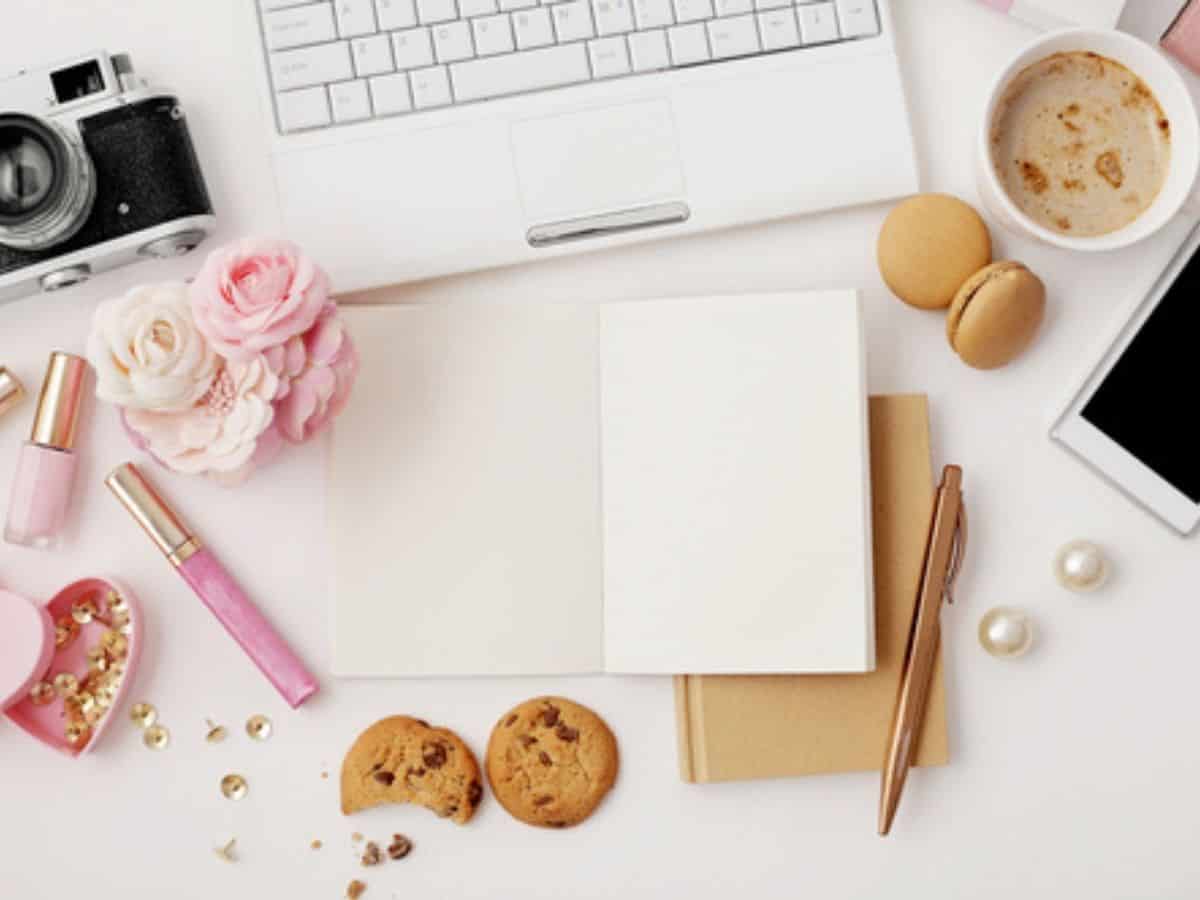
[977, 29, 1200, 251]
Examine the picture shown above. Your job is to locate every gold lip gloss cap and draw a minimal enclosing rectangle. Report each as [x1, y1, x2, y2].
[105, 462, 202, 566]
[30, 352, 89, 450]
[0, 367, 24, 418]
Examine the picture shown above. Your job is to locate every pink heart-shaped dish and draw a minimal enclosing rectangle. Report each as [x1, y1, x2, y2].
[1, 579, 142, 757]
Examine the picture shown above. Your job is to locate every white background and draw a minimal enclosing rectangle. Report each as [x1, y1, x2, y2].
[2, 1, 1199, 897]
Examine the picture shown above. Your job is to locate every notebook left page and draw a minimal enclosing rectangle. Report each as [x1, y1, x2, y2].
[330, 304, 604, 676]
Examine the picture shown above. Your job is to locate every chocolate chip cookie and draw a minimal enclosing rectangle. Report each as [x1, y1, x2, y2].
[486, 697, 618, 828]
[341, 716, 483, 825]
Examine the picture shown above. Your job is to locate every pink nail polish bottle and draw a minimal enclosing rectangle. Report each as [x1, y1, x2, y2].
[5, 352, 89, 549]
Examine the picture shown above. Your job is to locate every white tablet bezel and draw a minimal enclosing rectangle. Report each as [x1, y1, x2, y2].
[1051, 223, 1200, 535]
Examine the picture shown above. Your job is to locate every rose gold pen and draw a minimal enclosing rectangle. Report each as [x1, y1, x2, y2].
[878, 464, 967, 836]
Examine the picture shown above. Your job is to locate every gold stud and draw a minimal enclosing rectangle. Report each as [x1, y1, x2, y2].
[76, 691, 97, 714]
[53, 672, 79, 698]
[130, 702, 158, 729]
[245, 714, 273, 741]
[29, 681, 55, 705]
[65, 721, 90, 745]
[54, 616, 78, 648]
[214, 838, 237, 863]
[100, 630, 128, 660]
[71, 600, 97, 625]
[220, 774, 248, 800]
[205, 720, 228, 744]
[143, 724, 170, 750]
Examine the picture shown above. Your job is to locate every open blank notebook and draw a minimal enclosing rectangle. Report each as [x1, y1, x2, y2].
[330, 294, 873, 676]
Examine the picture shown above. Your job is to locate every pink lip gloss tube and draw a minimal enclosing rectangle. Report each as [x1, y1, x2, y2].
[5, 352, 89, 549]
[105, 462, 318, 708]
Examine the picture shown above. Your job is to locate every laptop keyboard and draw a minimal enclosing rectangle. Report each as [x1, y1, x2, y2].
[259, 0, 881, 132]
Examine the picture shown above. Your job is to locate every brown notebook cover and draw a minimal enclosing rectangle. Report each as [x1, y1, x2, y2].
[674, 394, 949, 782]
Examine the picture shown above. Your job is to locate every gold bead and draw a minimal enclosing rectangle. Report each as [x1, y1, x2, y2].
[245, 714, 273, 742]
[54, 616, 78, 648]
[205, 720, 228, 744]
[71, 600, 97, 625]
[29, 682, 55, 706]
[214, 838, 237, 863]
[130, 702, 158, 729]
[100, 630, 128, 660]
[143, 724, 170, 750]
[65, 721, 90, 745]
[220, 774, 248, 800]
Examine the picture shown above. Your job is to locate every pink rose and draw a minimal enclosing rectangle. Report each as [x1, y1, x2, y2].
[190, 237, 330, 361]
[265, 306, 359, 443]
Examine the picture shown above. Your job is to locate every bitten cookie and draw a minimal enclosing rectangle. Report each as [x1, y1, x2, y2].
[341, 716, 483, 825]
[486, 697, 618, 829]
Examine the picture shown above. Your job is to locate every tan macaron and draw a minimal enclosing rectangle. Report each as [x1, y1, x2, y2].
[877, 194, 992, 310]
[946, 261, 1046, 369]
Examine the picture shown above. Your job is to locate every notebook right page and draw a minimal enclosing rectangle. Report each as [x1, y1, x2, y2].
[598, 293, 873, 675]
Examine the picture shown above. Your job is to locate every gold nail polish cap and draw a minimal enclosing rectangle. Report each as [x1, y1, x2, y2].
[30, 352, 89, 450]
[0, 366, 25, 418]
[105, 462, 202, 566]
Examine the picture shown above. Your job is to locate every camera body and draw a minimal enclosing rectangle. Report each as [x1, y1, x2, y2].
[0, 51, 214, 303]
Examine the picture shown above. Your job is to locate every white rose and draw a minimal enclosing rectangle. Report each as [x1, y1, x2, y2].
[123, 355, 281, 484]
[87, 282, 218, 411]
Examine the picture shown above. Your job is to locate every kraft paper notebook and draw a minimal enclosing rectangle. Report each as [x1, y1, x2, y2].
[329, 293, 873, 676]
[675, 394, 950, 782]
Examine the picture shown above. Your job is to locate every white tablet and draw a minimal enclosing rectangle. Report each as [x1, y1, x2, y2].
[1052, 223, 1200, 534]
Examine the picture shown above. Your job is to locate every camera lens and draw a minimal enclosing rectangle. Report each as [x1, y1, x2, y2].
[0, 114, 96, 251]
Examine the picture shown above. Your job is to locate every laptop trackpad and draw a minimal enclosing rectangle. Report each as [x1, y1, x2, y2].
[511, 100, 686, 227]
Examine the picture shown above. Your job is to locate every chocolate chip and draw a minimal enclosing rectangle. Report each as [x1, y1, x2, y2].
[517, 734, 537, 748]
[505, 714, 518, 727]
[387, 834, 413, 860]
[555, 724, 579, 742]
[467, 780, 483, 808]
[538, 751, 552, 766]
[422, 742, 447, 769]
[547, 820, 568, 828]
[533, 795, 554, 807]
[369, 762, 383, 772]
[360, 842, 384, 867]
[347, 879, 367, 899]
[372, 770, 395, 786]
[541, 706, 560, 727]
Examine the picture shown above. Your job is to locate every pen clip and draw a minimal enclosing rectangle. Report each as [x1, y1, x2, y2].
[943, 501, 968, 605]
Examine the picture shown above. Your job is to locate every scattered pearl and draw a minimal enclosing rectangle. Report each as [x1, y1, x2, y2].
[978, 607, 1034, 658]
[1053, 540, 1110, 593]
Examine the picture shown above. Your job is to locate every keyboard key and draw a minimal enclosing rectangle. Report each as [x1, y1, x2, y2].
[335, 0, 378, 36]
[410, 65, 453, 106]
[330, 79, 372, 120]
[433, 20, 475, 62]
[473, 14, 516, 55]
[270, 41, 353, 90]
[834, 0, 878, 37]
[633, 0, 674, 28]
[392, 27, 436, 68]
[500, 0, 537, 9]
[588, 36, 631, 76]
[416, 0, 458, 23]
[450, 43, 591, 101]
[706, 13, 758, 58]
[757, 8, 798, 50]
[375, 0, 417, 29]
[628, 28, 669, 70]
[513, 6, 555, 47]
[667, 21, 709, 63]
[714, 0, 751, 14]
[672, 0, 712, 23]
[351, 34, 395, 75]
[368, 71, 414, 113]
[593, 0, 634, 35]
[551, 1, 595, 41]
[263, 3, 337, 50]
[276, 86, 331, 130]
[797, 2, 838, 43]
[262, 0, 314, 10]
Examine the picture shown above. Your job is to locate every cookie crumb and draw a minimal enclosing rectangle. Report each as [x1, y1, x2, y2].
[347, 879, 367, 899]
[321, 771, 329, 780]
[387, 834, 413, 860]
[361, 841, 384, 867]
[311, 839, 323, 850]
[351, 832, 364, 843]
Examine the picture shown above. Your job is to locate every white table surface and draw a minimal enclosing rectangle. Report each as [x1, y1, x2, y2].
[3, 1, 1199, 897]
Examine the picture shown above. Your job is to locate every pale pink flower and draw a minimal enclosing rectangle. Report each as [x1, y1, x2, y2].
[189, 237, 329, 361]
[266, 306, 360, 443]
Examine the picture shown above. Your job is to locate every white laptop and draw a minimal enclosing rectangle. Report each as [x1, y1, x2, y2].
[246, 0, 918, 291]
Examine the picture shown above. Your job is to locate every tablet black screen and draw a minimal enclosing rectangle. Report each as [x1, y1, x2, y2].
[1082, 244, 1200, 502]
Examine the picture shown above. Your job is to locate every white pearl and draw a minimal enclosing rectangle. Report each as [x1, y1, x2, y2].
[978, 607, 1034, 658]
[1053, 540, 1110, 593]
